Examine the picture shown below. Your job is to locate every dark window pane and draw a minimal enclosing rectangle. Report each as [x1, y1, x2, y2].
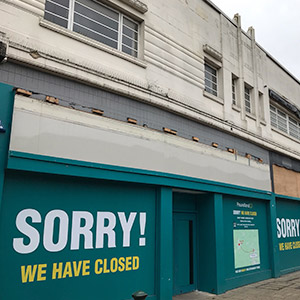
[123, 26, 138, 40]
[45, 1, 69, 18]
[205, 64, 216, 76]
[49, 0, 69, 9]
[122, 35, 137, 50]
[76, 0, 119, 21]
[278, 110, 286, 118]
[73, 24, 118, 49]
[205, 79, 212, 88]
[205, 80, 217, 93]
[123, 17, 138, 31]
[74, 13, 118, 41]
[270, 114, 277, 127]
[206, 87, 217, 96]
[44, 11, 68, 28]
[204, 72, 214, 82]
[74, 2, 118, 30]
[122, 45, 137, 57]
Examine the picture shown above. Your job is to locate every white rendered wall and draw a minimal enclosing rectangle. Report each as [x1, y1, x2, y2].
[0, 0, 299, 159]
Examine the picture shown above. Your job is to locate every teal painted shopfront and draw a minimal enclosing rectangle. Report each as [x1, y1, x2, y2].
[172, 192, 274, 295]
[276, 197, 300, 274]
[0, 167, 277, 299]
[0, 171, 157, 299]
[1, 82, 300, 300]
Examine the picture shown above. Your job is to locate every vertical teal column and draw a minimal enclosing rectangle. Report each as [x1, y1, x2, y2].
[0, 83, 14, 205]
[157, 187, 173, 300]
[214, 193, 225, 294]
[269, 194, 280, 277]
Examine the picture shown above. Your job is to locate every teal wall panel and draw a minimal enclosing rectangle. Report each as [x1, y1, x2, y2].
[173, 193, 198, 212]
[0, 171, 157, 300]
[8, 151, 272, 201]
[197, 193, 218, 294]
[0, 83, 14, 204]
[223, 196, 271, 289]
[213, 194, 225, 294]
[156, 187, 173, 300]
[173, 213, 196, 295]
[174, 193, 225, 295]
[268, 195, 280, 277]
[276, 198, 300, 274]
[174, 218, 190, 286]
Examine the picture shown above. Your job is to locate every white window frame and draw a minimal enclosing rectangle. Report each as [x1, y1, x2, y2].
[44, 0, 139, 58]
[270, 104, 300, 140]
[244, 84, 252, 114]
[204, 63, 218, 97]
[258, 91, 265, 123]
[232, 75, 238, 106]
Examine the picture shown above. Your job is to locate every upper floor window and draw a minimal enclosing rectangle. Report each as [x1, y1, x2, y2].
[258, 91, 265, 122]
[204, 63, 218, 96]
[232, 78, 236, 105]
[244, 84, 252, 113]
[232, 75, 238, 106]
[44, 0, 139, 57]
[270, 104, 300, 139]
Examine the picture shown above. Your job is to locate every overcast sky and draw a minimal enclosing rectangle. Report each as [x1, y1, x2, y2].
[211, 0, 300, 81]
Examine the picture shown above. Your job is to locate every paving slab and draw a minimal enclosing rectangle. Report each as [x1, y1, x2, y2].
[173, 271, 300, 300]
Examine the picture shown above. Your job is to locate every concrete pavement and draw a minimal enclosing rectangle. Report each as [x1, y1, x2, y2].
[173, 271, 300, 300]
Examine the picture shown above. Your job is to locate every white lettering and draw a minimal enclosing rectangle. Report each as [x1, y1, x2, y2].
[286, 219, 291, 237]
[277, 218, 300, 239]
[95, 212, 116, 248]
[43, 210, 68, 252]
[71, 211, 94, 250]
[118, 212, 136, 247]
[281, 218, 286, 238]
[276, 218, 281, 239]
[13, 209, 41, 254]
[291, 219, 296, 237]
[296, 219, 300, 237]
[13, 209, 146, 254]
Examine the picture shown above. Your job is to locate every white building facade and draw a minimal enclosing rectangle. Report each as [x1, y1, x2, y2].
[0, 0, 300, 299]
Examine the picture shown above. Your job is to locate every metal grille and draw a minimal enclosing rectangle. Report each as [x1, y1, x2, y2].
[277, 110, 287, 133]
[244, 85, 251, 113]
[45, 0, 138, 57]
[270, 104, 300, 139]
[204, 63, 218, 96]
[289, 118, 299, 139]
[122, 17, 138, 57]
[232, 77, 236, 105]
[45, 0, 70, 28]
[270, 105, 277, 127]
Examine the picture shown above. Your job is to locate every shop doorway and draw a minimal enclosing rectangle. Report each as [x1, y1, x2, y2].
[173, 213, 197, 295]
